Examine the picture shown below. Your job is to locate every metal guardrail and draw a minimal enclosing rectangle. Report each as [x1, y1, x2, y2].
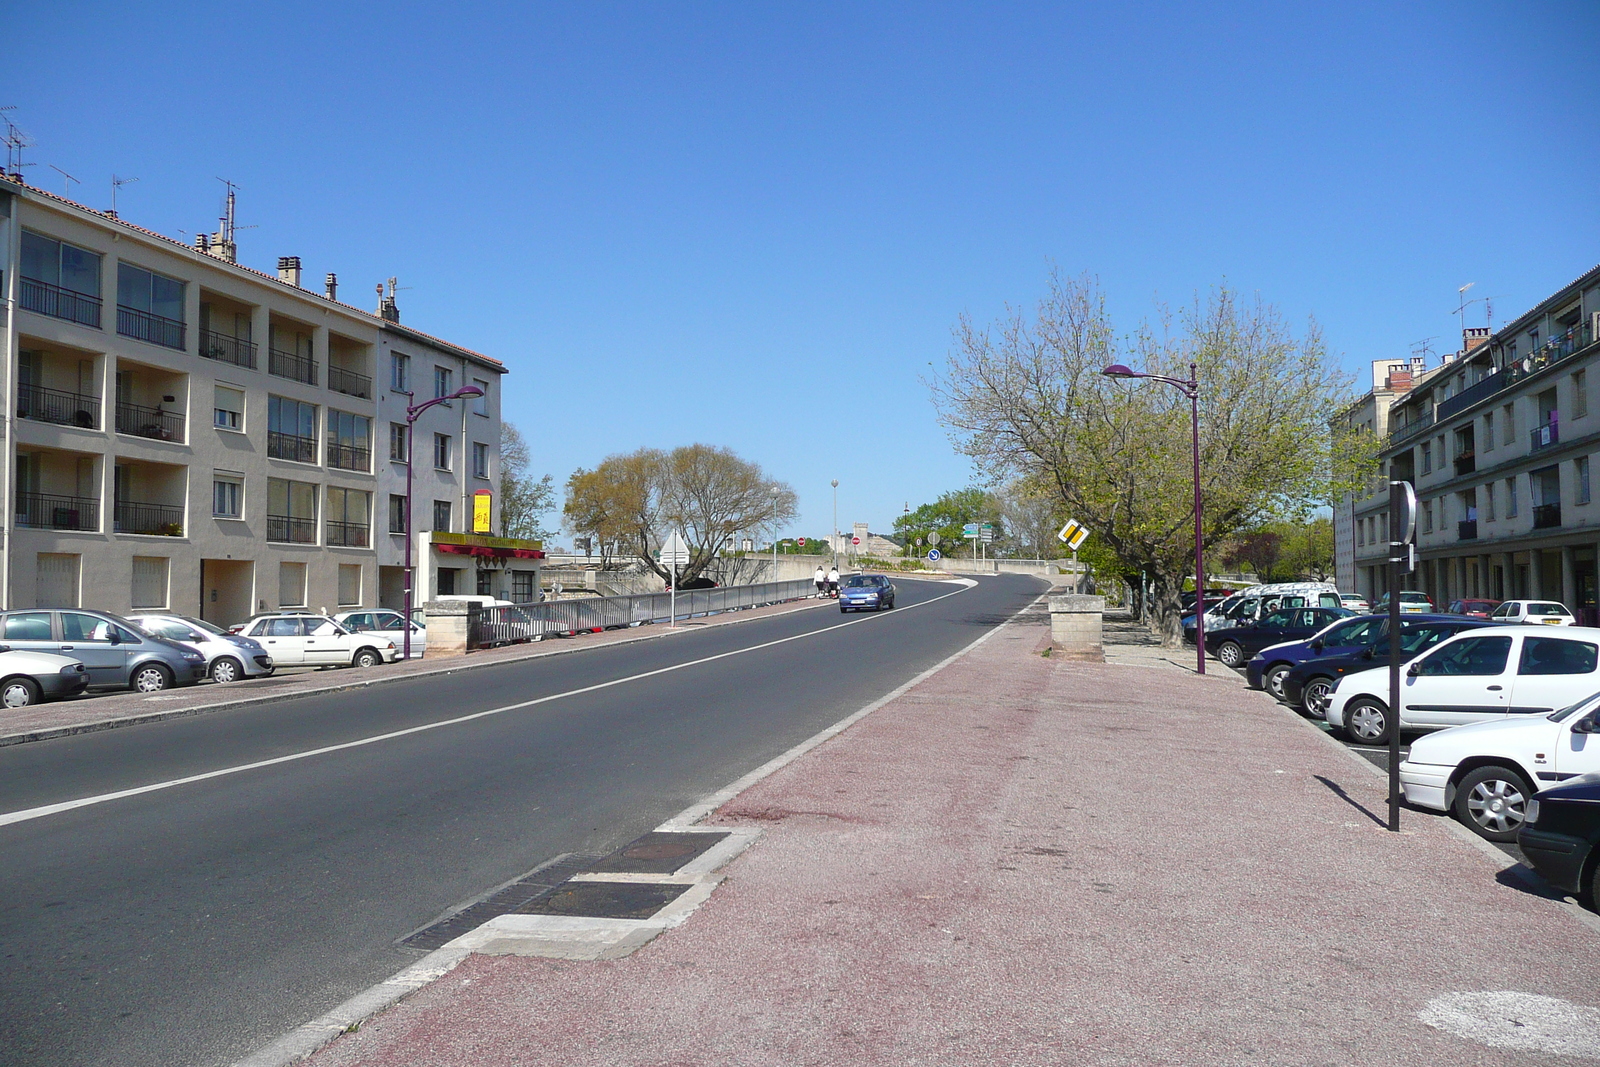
[467, 579, 818, 648]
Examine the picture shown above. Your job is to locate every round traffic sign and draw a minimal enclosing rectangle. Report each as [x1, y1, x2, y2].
[797, 537, 806, 546]
[927, 549, 942, 561]
[928, 531, 941, 546]
[851, 536, 861, 546]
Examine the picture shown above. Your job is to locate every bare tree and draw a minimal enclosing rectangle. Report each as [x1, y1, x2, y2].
[498, 422, 556, 541]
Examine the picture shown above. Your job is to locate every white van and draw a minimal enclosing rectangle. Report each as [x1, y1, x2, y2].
[1204, 582, 1341, 632]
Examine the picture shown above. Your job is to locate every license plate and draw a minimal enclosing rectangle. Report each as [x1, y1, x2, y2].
[1543, 618, 1562, 624]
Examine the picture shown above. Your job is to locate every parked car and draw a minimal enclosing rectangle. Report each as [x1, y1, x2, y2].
[334, 609, 427, 659]
[1398, 690, 1600, 842]
[0, 646, 90, 707]
[1326, 625, 1600, 746]
[1180, 589, 1234, 613]
[1205, 606, 1354, 669]
[1447, 598, 1502, 619]
[0, 608, 206, 691]
[1245, 613, 1388, 697]
[126, 613, 274, 683]
[1339, 593, 1371, 612]
[1489, 600, 1576, 626]
[1371, 591, 1434, 614]
[1519, 772, 1600, 904]
[1278, 616, 1493, 717]
[233, 613, 399, 668]
[839, 574, 895, 613]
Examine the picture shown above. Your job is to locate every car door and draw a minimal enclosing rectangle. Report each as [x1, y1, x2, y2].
[1241, 610, 1296, 656]
[1402, 633, 1515, 728]
[58, 611, 132, 687]
[252, 618, 307, 665]
[1510, 635, 1600, 718]
[375, 611, 425, 650]
[303, 619, 351, 665]
[0, 611, 58, 657]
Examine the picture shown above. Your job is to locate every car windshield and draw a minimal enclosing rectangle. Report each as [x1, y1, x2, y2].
[176, 614, 228, 635]
[1550, 692, 1600, 722]
[843, 576, 876, 588]
[1528, 603, 1568, 616]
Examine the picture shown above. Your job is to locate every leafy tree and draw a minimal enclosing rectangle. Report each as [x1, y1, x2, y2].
[892, 488, 1003, 557]
[1225, 530, 1284, 582]
[498, 422, 556, 541]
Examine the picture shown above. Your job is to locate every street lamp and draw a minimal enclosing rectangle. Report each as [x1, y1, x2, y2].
[771, 484, 779, 585]
[830, 479, 839, 566]
[401, 383, 485, 661]
[1101, 362, 1206, 675]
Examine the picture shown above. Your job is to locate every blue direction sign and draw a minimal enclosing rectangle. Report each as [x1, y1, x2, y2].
[927, 548, 942, 561]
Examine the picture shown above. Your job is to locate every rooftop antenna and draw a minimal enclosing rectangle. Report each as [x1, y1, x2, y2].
[110, 173, 139, 218]
[48, 164, 78, 199]
[1453, 282, 1476, 340]
[1, 108, 35, 177]
[203, 178, 253, 263]
[1409, 336, 1436, 363]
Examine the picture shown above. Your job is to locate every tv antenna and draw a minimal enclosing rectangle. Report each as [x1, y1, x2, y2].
[48, 164, 79, 199]
[1, 107, 35, 176]
[110, 173, 139, 217]
[1409, 337, 1436, 364]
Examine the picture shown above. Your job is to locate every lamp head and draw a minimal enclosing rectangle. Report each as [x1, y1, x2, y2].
[1101, 364, 1140, 379]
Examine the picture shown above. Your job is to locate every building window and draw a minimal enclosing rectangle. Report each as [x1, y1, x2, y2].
[338, 563, 362, 607]
[1421, 441, 1432, 474]
[389, 422, 409, 463]
[472, 378, 489, 416]
[437, 568, 458, 596]
[267, 477, 318, 543]
[116, 262, 186, 349]
[326, 410, 372, 471]
[1483, 411, 1495, 451]
[1506, 477, 1519, 518]
[472, 441, 489, 479]
[20, 230, 103, 328]
[1579, 456, 1592, 505]
[1576, 370, 1589, 419]
[1356, 521, 1364, 547]
[213, 474, 243, 519]
[214, 385, 244, 431]
[1485, 482, 1496, 522]
[434, 433, 452, 471]
[433, 499, 451, 532]
[1502, 404, 1514, 446]
[389, 494, 408, 534]
[326, 486, 371, 547]
[131, 556, 170, 610]
[279, 561, 308, 607]
[268, 396, 318, 463]
[1422, 500, 1433, 534]
[512, 571, 535, 601]
[390, 352, 409, 392]
[434, 366, 452, 399]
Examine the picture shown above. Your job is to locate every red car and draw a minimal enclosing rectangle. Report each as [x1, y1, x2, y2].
[1448, 598, 1501, 619]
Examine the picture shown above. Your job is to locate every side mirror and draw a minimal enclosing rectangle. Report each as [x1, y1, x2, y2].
[107, 629, 121, 645]
[1310, 639, 1324, 652]
[1571, 716, 1597, 735]
[1407, 661, 1422, 676]
[187, 631, 203, 643]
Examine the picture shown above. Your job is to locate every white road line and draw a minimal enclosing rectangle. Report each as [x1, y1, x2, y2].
[0, 580, 980, 829]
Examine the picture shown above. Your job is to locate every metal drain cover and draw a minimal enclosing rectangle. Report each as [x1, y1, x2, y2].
[518, 881, 690, 920]
[587, 831, 730, 875]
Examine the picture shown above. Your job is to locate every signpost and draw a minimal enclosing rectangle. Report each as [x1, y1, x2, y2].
[1387, 479, 1418, 832]
[851, 536, 861, 547]
[660, 530, 691, 628]
[927, 548, 942, 562]
[927, 531, 941, 546]
[1057, 520, 1089, 551]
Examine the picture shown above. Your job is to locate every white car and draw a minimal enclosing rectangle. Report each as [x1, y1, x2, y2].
[127, 613, 274, 683]
[234, 613, 399, 668]
[1339, 593, 1370, 612]
[1325, 625, 1600, 746]
[334, 609, 427, 659]
[1398, 692, 1600, 841]
[1489, 600, 1576, 626]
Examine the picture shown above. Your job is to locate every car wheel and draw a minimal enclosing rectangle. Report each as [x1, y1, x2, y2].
[0, 676, 41, 708]
[1454, 765, 1534, 842]
[839, 606, 849, 614]
[1343, 698, 1390, 745]
[209, 656, 244, 684]
[1217, 641, 1245, 668]
[131, 664, 172, 693]
[352, 648, 382, 669]
[1265, 664, 1292, 699]
[1301, 677, 1335, 718]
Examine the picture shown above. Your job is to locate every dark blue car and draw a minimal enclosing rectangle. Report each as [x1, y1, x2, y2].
[1244, 613, 1418, 698]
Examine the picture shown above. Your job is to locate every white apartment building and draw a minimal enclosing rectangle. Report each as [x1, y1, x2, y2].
[0, 176, 513, 625]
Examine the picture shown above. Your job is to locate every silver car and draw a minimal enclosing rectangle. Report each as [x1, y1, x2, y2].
[0, 647, 90, 707]
[0, 609, 207, 692]
[126, 614, 274, 683]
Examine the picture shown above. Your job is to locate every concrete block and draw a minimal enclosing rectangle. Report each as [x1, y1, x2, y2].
[1048, 594, 1105, 660]
[423, 600, 473, 657]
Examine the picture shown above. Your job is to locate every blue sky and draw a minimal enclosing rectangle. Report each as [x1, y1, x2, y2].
[8, 2, 1599, 542]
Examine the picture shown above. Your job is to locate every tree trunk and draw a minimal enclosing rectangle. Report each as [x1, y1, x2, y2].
[1148, 569, 1186, 649]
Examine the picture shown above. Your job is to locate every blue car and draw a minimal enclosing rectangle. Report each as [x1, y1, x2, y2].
[839, 574, 895, 613]
[1245, 612, 1467, 700]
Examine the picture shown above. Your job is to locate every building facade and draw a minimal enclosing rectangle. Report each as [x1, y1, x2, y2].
[1332, 355, 1424, 592]
[0, 177, 510, 624]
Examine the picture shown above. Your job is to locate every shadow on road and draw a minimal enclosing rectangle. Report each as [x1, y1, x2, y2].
[1312, 774, 1387, 828]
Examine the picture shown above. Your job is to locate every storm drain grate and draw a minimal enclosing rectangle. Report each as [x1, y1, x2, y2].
[400, 852, 606, 951]
[587, 831, 731, 875]
[517, 880, 690, 920]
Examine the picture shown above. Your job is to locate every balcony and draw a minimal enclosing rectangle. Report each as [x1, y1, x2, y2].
[1531, 422, 1560, 451]
[1458, 519, 1478, 540]
[328, 365, 372, 400]
[1437, 368, 1511, 422]
[267, 515, 317, 544]
[326, 520, 370, 548]
[16, 492, 98, 531]
[117, 305, 186, 350]
[326, 441, 370, 472]
[1389, 408, 1435, 444]
[268, 348, 318, 386]
[1533, 503, 1563, 530]
[1453, 452, 1476, 476]
[20, 277, 101, 329]
[199, 329, 258, 370]
[116, 401, 184, 442]
[18, 384, 99, 430]
[268, 431, 318, 464]
[114, 499, 183, 536]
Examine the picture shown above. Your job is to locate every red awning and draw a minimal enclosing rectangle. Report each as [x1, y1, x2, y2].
[436, 544, 545, 560]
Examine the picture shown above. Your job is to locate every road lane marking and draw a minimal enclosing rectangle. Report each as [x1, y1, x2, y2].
[0, 578, 984, 829]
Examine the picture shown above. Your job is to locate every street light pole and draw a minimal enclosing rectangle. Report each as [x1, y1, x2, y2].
[831, 479, 839, 567]
[401, 384, 485, 661]
[1102, 362, 1205, 675]
[771, 484, 779, 586]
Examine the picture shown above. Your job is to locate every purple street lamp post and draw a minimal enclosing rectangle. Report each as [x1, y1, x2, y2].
[1102, 362, 1205, 675]
[402, 384, 485, 661]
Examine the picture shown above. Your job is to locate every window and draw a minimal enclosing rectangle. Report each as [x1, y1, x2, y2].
[267, 477, 318, 543]
[20, 230, 102, 327]
[279, 562, 308, 607]
[1518, 637, 1599, 676]
[117, 262, 186, 348]
[131, 557, 169, 610]
[1422, 500, 1433, 533]
[1414, 634, 1512, 677]
[434, 366, 452, 399]
[1576, 370, 1589, 419]
[389, 494, 408, 534]
[1502, 404, 1514, 446]
[3, 612, 52, 641]
[338, 563, 362, 607]
[1506, 477, 1519, 518]
[437, 568, 458, 596]
[389, 422, 409, 463]
[512, 571, 535, 601]
[477, 569, 493, 596]
[433, 499, 451, 532]
[1579, 456, 1592, 505]
[1356, 522, 1364, 547]
[326, 410, 372, 471]
[214, 385, 244, 431]
[472, 441, 489, 479]
[1485, 482, 1495, 522]
[473, 378, 489, 416]
[1421, 441, 1432, 474]
[268, 396, 317, 462]
[1482, 411, 1494, 451]
[434, 433, 452, 470]
[213, 474, 243, 518]
[390, 352, 409, 392]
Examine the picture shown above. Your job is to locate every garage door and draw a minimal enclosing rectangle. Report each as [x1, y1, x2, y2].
[36, 553, 80, 608]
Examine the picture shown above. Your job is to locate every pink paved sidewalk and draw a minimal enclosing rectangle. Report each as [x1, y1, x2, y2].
[303, 612, 1600, 1066]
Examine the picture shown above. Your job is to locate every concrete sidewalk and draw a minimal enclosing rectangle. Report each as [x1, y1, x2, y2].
[296, 605, 1600, 1066]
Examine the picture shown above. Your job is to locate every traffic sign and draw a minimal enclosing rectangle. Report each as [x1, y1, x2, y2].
[927, 531, 941, 546]
[927, 548, 942, 562]
[979, 522, 994, 544]
[659, 530, 691, 566]
[1057, 519, 1089, 551]
[962, 522, 980, 538]
[851, 536, 861, 546]
[797, 537, 807, 547]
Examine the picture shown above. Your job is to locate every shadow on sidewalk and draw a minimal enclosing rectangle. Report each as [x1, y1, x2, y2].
[1313, 774, 1387, 828]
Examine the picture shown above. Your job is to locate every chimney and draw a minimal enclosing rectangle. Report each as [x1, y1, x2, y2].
[195, 232, 209, 252]
[1463, 326, 1491, 355]
[324, 272, 338, 302]
[277, 256, 302, 287]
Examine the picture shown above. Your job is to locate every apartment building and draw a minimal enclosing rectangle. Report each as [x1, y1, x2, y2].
[1332, 355, 1425, 592]
[0, 176, 515, 625]
[1350, 265, 1600, 619]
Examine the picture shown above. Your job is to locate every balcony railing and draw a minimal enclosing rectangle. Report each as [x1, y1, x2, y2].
[1389, 408, 1435, 444]
[16, 492, 98, 531]
[268, 431, 318, 464]
[1458, 519, 1478, 540]
[18, 383, 99, 430]
[326, 441, 371, 471]
[326, 520, 370, 548]
[269, 347, 318, 386]
[114, 499, 183, 536]
[328, 365, 372, 399]
[20, 277, 102, 328]
[267, 514, 317, 544]
[199, 329, 258, 369]
[1533, 503, 1563, 530]
[116, 401, 185, 442]
[1437, 368, 1511, 422]
[1453, 453, 1476, 476]
[117, 305, 186, 350]
[1531, 422, 1559, 451]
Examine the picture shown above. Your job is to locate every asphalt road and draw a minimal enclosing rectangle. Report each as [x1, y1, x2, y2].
[0, 573, 1045, 1067]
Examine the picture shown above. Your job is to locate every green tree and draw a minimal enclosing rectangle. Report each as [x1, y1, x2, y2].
[498, 422, 556, 541]
[892, 488, 1003, 558]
